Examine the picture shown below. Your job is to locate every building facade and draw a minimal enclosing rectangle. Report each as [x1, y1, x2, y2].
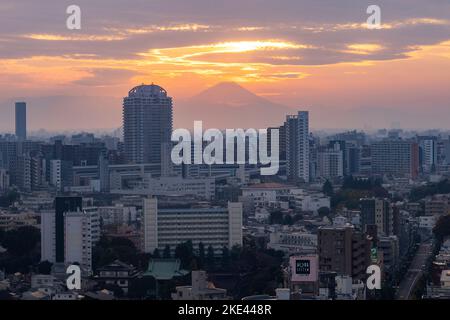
[142, 198, 243, 254]
[285, 111, 310, 183]
[123, 84, 173, 164]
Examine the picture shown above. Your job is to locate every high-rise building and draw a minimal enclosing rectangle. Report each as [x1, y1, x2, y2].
[98, 155, 110, 192]
[371, 139, 419, 178]
[285, 111, 309, 183]
[0, 169, 9, 191]
[53, 197, 83, 263]
[123, 84, 173, 164]
[360, 198, 393, 236]
[418, 136, 438, 173]
[15, 154, 32, 192]
[359, 145, 372, 175]
[346, 145, 360, 175]
[377, 236, 399, 271]
[318, 225, 370, 281]
[268, 125, 286, 161]
[317, 143, 344, 179]
[142, 198, 243, 254]
[15, 102, 27, 141]
[49, 159, 73, 192]
[41, 197, 99, 273]
[64, 207, 100, 272]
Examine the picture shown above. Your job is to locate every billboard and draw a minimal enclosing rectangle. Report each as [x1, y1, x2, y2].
[290, 255, 318, 282]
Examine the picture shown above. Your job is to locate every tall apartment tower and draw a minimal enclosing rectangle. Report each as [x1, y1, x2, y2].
[64, 207, 100, 273]
[285, 111, 310, 183]
[123, 84, 173, 164]
[418, 136, 438, 173]
[41, 197, 82, 263]
[15, 102, 27, 141]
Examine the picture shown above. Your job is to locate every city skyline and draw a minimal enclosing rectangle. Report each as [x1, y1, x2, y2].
[0, 0, 449, 130]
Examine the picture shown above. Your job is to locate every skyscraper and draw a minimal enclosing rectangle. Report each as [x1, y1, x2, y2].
[15, 102, 27, 141]
[64, 207, 100, 273]
[123, 84, 173, 164]
[418, 136, 438, 173]
[285, 111, 310, 183]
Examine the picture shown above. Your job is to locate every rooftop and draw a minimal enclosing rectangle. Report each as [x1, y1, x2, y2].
[243, 183, 296, 190]
[127, 84, 169, 98]
[144, 259, 189, 280]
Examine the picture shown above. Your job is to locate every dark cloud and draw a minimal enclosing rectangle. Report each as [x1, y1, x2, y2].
[72, 68, 139, 86]
[0, 0, 449, 65]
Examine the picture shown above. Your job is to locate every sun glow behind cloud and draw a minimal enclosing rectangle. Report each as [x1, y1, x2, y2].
[0, 0, 448, 130]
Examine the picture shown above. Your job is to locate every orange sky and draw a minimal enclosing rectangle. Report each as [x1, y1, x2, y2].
[0, 0, 449, 130]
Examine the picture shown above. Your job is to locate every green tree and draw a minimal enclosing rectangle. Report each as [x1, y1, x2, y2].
[163, 245, 171, 259]
[318, 207, 331, 218]
[269, 211, 283, 224]
[322, 180, 334, 196]
[230, 245, 242, 262]
[221, 246, 230, 269]
[198, 242, 205, 268]
[283, 214, 293, 225]
[2, 226, 40, 256]
[92, 236, 139, 269]
[37, 261, 53, 274]
[175, 241, 194, 269]
[292, 214, 303, 223]
[433, 215, 450, 242]
[0, 190, 19, 208]
[153, 248, 161, 259]
[206, 245, 215, 270]
[128, 276, 155, 299]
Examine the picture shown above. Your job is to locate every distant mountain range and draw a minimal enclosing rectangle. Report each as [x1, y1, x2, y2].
[2, 82, 446, 132]
[174, 82, 296, 129]
[0, 83, 296, 132]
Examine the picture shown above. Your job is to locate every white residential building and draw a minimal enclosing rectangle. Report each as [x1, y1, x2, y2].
[142, 198, 243, 254]
[64, 207, 100, 273]
[50, 160, 62, 191]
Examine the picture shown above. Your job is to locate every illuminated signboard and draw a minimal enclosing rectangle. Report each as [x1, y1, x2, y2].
[290, 255, 318, 282]
[295, 259, 311, 275]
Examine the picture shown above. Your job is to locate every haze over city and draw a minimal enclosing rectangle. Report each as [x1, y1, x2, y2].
[0, 0, 449, 131]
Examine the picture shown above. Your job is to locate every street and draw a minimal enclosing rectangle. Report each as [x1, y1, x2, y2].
[396, 241, 433, 300]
